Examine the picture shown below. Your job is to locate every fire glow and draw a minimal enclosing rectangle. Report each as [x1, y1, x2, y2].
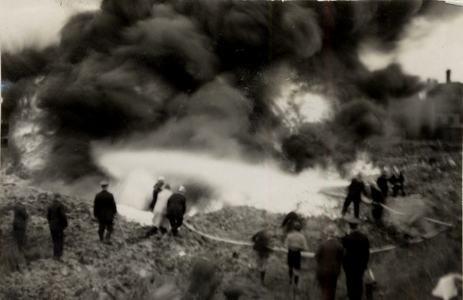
[273, 82, 333, 130]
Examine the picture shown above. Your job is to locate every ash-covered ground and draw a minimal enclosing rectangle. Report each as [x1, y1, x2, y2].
[0, 142, 461, 300]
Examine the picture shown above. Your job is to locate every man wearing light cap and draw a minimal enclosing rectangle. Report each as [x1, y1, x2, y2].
[342, 217, 370, 300]
[166, 186, 187, 237]
[94, 181, 117, 243]
[315, 224, 344, 300]
[148, 177, 165, 211]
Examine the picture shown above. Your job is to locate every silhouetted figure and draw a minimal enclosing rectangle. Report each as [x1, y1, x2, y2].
[148, 176, 164, 211]
[390, 171, 405, 197]
[47, 194, 68, 261]
[166, 186, 186, 236]
[12, 202, 28, 251]
[187, 258, 221, 300]
[376, 172, 389, 198]
[94, 181, 117, 243]
[342, 174, 366, 218]
[342, 217, 370, 300]
[284, 222, 307, 286]
[315, 224, 344, 300]
[252, 230, 273, 284]
[281, 211, 301, 234]
[370, 185, 385, 224]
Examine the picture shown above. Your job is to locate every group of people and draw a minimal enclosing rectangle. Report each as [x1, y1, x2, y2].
[341, 167, 405, 223]
[11, 194, 68, 261]
[252, 213, 371, 300]
[146, 177, 187, 237]
[10, 178, 188, 261]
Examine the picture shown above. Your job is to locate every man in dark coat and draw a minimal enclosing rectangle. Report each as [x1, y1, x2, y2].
[12, 202, 28, 251]
[47, 194, 68, 261]
[390, 169, 405, 197]
[148, 177, 164, 211]
[370, 184, 385, 224]
[166, 186, 187, 236]
[341, 174, 366, 218]
[342, 217, 370, 300]
[315, 224, 344, 300]
[376, 172, 389, 198]
[252, 229, 273, 284]
[94, 181, 117, 243]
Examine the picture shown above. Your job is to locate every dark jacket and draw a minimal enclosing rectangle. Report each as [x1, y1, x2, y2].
[282, 211, 300, 228]
[315, 239, 344, 279]
[47, 200, 68, 230]
[252, 231, 272, 256]
[166, 193, 186, 217]
[389, 173, 404, 187]
[347, 178, 365, 201]
[376, 174, 389, 197]
[342, 231, 370, 275]
[149, 186, 163, 211]
[13, 203, 28, 229]
[371, 187, 385, 204]
[94, 190, 117, 221]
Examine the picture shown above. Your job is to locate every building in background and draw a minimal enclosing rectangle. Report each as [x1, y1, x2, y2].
[420, 70, 463, 143]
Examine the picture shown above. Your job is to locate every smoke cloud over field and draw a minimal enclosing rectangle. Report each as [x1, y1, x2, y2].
[2, 0, 461, 211]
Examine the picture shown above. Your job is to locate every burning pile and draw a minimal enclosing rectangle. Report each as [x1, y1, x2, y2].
[1, 1, 457, 211]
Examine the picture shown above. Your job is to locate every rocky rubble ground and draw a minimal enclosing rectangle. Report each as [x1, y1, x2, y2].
[0, 142, 461, 300]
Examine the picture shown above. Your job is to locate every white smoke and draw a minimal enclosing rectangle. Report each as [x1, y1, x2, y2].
[1, 0, 100, 53]
[359, 10, 463, 83]
[94, 148, 349, 222]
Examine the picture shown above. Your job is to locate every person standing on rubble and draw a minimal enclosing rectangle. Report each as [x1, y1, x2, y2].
[342, 217, 370, 300]
[315, 224, 344, 300]
[342, 173, 366, 218]
[284, 222, 307, 287]
[390, 168, 405, 197]
[166, 186, 187, 237]
[369, 182, 386, 225]
[12, 202, 28, 251]
[251, 229, 273, 285]
[146, 184, 173, 237]
[47, 194, 68, 261]
[94, 181, 118, 244]
[148, 177, 164, 211]
[376, 170, 389, 198]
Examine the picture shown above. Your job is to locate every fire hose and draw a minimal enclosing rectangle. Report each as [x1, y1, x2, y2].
[182, 190, 454, 257]
[320, 191, 454, 227]
[183, 220, 449, 258]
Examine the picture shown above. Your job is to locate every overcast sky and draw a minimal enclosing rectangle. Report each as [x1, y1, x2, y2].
[1, 0, 463, 83]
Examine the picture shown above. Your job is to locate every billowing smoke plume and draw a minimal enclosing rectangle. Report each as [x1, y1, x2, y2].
[2, 0, 457, 181]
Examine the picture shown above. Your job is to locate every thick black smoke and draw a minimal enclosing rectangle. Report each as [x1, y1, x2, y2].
[3, 0, 446, 179]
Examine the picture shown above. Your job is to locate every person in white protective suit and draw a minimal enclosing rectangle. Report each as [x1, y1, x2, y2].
[151, 184, 173, 235]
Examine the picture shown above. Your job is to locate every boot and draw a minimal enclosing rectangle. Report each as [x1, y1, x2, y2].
[104, 231, 112, 244]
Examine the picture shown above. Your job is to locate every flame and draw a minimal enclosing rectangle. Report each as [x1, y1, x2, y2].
[9, 93, 50, 172]
[345, 151, 381, 181]
[273, 82, 332, 130]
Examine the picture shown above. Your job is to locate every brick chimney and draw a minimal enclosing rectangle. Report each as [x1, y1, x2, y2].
[446, 69, 451, 83]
